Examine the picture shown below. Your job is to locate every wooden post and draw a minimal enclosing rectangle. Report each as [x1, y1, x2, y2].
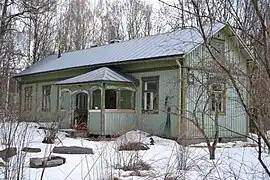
[100, 82, 105, 135]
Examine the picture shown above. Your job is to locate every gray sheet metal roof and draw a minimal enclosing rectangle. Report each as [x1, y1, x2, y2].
[55, 67, 137, 85]
[16, 23, 225, 77]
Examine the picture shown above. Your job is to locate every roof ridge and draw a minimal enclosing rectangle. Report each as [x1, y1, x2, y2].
[103, 67, 108, 80]
[56, 23, 223, 56]
[47, 29, 182, 57]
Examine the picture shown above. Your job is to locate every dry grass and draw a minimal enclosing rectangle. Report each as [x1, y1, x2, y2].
[119, 142, 149, 151]
[121, 160, 151, 171]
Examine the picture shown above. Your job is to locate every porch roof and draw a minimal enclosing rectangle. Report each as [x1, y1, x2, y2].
[54, 67, 137, 85]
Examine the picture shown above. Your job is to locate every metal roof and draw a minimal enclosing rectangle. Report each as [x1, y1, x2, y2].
[54, 67, 137, 85]
[15, 23, 225, 77]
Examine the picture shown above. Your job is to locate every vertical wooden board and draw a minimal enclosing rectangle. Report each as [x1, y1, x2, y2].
[131, 69, 179, 136]
[88, 111, 102, 134]
[184, 28, 248, 139]
[104, 112, 136, 135]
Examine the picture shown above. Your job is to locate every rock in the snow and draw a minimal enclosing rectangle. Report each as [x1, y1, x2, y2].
[30, 156, 66, 168]
[44, 156, 66, 167]
[53, 146, 94, 154]
[0, 147, 17, 161]
[22, 147, 41, 153]
[119, 142, 149, 151]
[30, 158, 43, 168]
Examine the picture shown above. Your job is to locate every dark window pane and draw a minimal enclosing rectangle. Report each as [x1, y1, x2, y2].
[146, 81, 157, 91]
[120, 90, 133, 109]
[105, 89, 117, 109]
[76, 93, 87, 110]
[92, 89, 101, 109]
[146, 92, 151, 110]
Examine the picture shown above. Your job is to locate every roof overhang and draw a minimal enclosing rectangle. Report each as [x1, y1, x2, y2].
[54, 67, 139, 86]
[14, 54, 183, 79]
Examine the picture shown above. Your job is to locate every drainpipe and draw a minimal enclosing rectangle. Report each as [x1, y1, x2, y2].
[176, 59, 186, 139]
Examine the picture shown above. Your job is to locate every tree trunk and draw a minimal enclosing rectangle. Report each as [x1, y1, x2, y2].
[209, 146, 215, 160]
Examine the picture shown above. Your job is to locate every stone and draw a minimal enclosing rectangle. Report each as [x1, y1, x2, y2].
[30, 158, 43, 168]
[30, 156, 66, 168]
[43, 156, 66, 168]
[0, 147, 17, 161]
[119, 142, 149, 151]
[22, 147, 41, 153]
[53, 146, 94, 154]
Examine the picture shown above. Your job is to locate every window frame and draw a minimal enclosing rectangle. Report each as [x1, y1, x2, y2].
[75, 93, 88, 110]
[24, 86, 32, 111]
[91, 88, 101, 110]
[142, 76, 159, 114]
[60, 90, 71, 110]
[209, 82, 226, 115]
[90, 87, 136, 111]
[119, 89, 135, 110]
[105, 89, 118, 109]
[42, 85, 51, 112]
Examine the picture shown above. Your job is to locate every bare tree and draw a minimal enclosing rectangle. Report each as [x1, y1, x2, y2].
[22, 0, 57, 64]
[123, 0, 154, 39]
[159, 0, 270, 176]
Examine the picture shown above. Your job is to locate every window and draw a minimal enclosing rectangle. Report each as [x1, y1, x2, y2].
[42, 85, 51, 111]
[210, 83, 226, 114]
[91, 88, 135, 110]
[60, 90, 71, 110]
[120, 90, 135, 109]
[92, 89, 101, 109]
[76, 93, 87, 110]
[187, 69, 195, 85]
[24, 86, 32, 111]
[105, 89, 117, 109]
[142, 76, 159, 113]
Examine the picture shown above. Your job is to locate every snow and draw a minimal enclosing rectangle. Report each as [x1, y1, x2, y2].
[0, 122, 269, 180]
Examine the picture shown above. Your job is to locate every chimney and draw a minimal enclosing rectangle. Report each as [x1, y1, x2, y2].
[90, 44, 98, 48]
[109, 39, 121, 44]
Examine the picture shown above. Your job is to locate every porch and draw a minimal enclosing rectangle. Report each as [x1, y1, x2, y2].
[55, 67, 138, 136]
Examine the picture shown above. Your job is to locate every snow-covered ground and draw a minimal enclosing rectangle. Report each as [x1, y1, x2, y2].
[0, 122, 269, 180]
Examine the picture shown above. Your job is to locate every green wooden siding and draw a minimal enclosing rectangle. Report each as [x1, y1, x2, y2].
[184, 28, 248, 139]
[88, 111, 101, 134]
[20, 82, 59, 122]
[131, 69, 180, 136]
[19, 59, 181, 137]
[104, 111, 136, 135]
